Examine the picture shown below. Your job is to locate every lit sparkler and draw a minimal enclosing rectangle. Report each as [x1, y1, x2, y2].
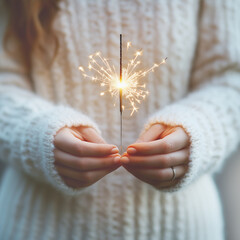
[78, 34, 167, 152]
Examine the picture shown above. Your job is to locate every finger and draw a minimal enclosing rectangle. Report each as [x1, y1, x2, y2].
[69, 128, 85, 141]
[123, 165, 188, 185]
[55, 164, 120, 183]
[127, 127, 190, 155]
[159, 126, 178, 139]
[136, 124, 166, 143]
[121, 148, 190, 168]
[79, 127, 106, 144]
[54, 148, 121, 171]
[54, 129, 118, 157]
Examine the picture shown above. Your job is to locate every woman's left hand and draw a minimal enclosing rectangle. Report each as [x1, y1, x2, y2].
[121, 124, 190, 189]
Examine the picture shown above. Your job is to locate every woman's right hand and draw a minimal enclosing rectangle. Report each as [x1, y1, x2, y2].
[53, 126, 121, 189]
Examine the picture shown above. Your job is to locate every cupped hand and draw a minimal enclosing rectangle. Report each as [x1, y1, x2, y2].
[121, 124, 190, 189]
[54, 126, 121, 189]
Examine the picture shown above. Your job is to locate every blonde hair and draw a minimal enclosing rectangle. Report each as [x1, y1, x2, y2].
[3, 0, 61, 72]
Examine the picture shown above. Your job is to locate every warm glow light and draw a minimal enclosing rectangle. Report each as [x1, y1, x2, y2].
[78, 66, 84, 72]
[136, 50, 142, 56]
[79, 42, 167, 115]
[127, 42, 132, 50]
[118, 81, 127, 89]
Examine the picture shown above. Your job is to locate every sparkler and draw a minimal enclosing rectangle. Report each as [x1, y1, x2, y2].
[120, 34, 123, 153]
[78, 35, 167, 152]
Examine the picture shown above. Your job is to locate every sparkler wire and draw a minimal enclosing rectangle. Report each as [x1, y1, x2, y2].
[120, 34, 123, 153]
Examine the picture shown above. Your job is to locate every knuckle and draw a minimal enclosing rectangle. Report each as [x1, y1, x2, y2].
[77, 160, 86, 170]
[157, 170, 166, 180]
[54, 127, 68, 143]
[101, 159, 110, 167]
[53, 149, 62, 161]
[160, 155, 170, 167]
[81, 172, 93, 183]
[162, 141, 172, 152]
[74, 142, 83, 155]
[53, 136, 60, 147]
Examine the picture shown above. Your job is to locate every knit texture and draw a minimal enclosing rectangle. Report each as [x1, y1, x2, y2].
[0, 0, 240, 239]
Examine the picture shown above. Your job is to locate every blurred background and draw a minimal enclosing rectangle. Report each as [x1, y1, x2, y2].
[0, 149, 239, 240]
[214, 148, 240, 240]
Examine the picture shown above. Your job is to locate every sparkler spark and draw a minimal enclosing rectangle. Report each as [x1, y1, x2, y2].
[78, 40, 167, 116]
[78, 35, 167, 153]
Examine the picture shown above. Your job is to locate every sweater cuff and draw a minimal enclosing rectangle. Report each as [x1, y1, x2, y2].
[36, 105, 100, 196]
[144, 103, 214, 192]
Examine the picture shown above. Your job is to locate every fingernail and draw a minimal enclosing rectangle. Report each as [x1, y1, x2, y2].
[113, 156, 121, 163]
[127, 147, 137, 155]
[111, 147, 119, 154]
[121, 156, 129, 164]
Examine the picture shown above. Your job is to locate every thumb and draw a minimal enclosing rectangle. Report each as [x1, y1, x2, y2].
[136, 124, 166, 143]
[80, 127, 106, 144]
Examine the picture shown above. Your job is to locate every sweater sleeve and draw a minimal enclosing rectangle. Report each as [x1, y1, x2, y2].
[0, 10, 100, 196]
[144, 0, 240, 192]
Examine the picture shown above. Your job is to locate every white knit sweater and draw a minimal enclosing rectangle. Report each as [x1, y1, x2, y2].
[0, 0, 240, 239]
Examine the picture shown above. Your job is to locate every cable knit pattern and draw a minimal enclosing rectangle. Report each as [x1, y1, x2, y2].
[0, 0, 240, 239]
